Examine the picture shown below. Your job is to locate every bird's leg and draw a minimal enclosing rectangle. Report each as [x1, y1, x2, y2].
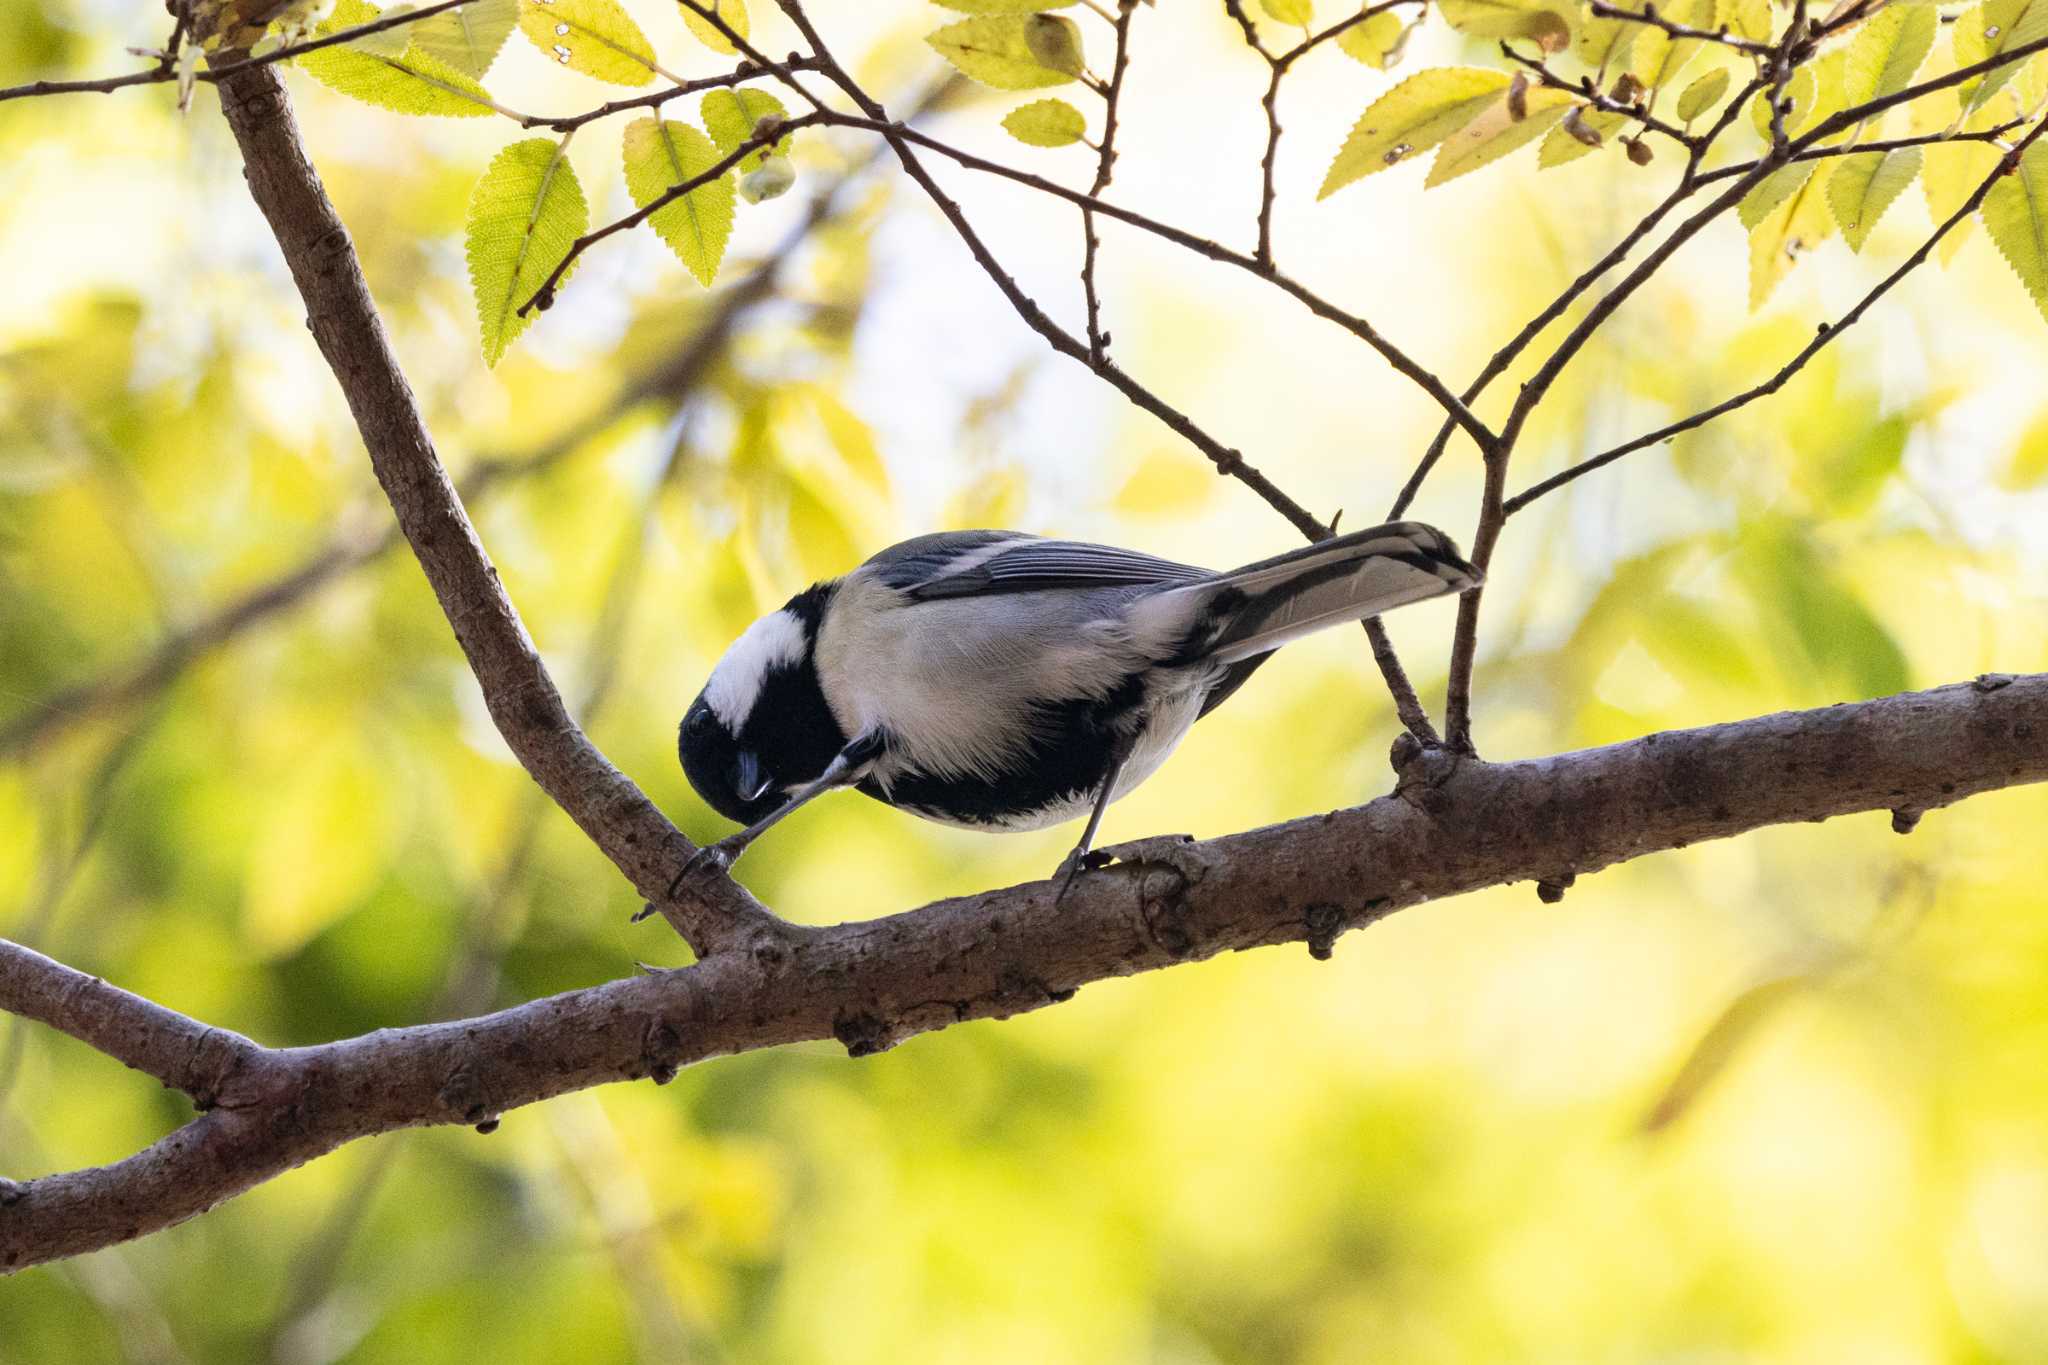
[668, 731, 884, 897]
[1052, 735, 1136, 905]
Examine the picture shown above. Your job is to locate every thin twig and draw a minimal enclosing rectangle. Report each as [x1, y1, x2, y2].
[1503, 118, 2048, 513]
[1589, 0, 1776, 55]
[1081, 0, 1137, 365]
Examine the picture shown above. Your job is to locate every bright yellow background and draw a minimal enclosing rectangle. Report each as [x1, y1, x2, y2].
[5, 2, 2048, 1360]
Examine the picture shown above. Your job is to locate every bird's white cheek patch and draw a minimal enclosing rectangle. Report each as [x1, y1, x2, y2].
[704, 609, 807, 728]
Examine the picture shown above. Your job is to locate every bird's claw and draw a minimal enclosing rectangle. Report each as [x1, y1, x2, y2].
[1050, 847, 1114, 906]
[663, 837, 742, 901]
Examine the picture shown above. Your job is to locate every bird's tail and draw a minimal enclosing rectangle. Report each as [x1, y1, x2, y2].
[1154, 520, 1481, 666]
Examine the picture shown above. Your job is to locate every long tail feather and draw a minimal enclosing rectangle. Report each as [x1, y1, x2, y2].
[1163, 520, 1480, 666]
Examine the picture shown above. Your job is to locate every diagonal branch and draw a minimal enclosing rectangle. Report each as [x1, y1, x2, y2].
[212, 64, 787, 957]
[5, 671, 2043, 1270]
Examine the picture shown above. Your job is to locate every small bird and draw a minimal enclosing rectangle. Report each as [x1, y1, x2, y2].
[676, 520, 1479, 895]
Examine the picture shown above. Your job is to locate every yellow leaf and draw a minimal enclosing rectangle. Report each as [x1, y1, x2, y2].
[1749, 162, 1837, 309]
[681, 0, 749, 54]
[1426, 87, 1573, 186]
[1982, 137, 2048, 322]
[1319, 67, 1512, 198]
[517, 0, 657, 86]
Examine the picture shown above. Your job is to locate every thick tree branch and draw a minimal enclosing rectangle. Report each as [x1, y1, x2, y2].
[211, 65, 785, 957]
[5, 672, 2043, 1270]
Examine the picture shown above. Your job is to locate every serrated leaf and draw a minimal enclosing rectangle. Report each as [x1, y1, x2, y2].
[466, 137, 588, 365]
[1437, 0, 1571, 46]
[622, 117, 734, 287]
[1958, 0, 2048, 113]
[1749, 162, 1836, 309]
[1002, 97, 1087, 147]
[1263, 0, 1314, 24]
[681, 0, 749, 54]
[1739, 160, 1816, 229]
[517, 0, 654, 85]
[1751, 62, 1818, 140]
[1842, 4, 1936, 109]
[1319, 67, 1511, 198]
[348, 5, 414, 58]
[1677, 67, 1730, 122]
[702, 87, 790, 170]
[932, 0, 1075, 9]
[926, 13, 1079, 89]
[1337, 9, 1406, 65]
[1983, 138, 2048, 322]
[1426, 87, 1572, 185]
[1626, 0, 1710, 88]
[409, 0, 517, 76]
[1911, 71, 2006, 262]
[1716, 0, 1770, 41]
[1537, 105, 1625, 165]
[1827, 145, 1921, 250]
[296, 0, 497, 116]
[1999, 407, 2048, 488]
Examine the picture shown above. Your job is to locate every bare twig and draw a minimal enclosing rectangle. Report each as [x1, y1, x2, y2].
[1504, 118, 2048, 513]
[1588, 0, 1776, 55]
[1081, 0, 1137, 364]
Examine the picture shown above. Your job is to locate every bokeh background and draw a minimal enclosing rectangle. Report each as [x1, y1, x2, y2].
[6, 1, 2048, 1360]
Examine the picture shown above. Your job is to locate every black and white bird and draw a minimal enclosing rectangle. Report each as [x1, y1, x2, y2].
[676, 520, 1479, 895]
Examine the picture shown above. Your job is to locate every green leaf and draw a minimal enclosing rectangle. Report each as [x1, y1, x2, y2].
[1917, 85, 2004, 262]
[926, 13, 1080, 89]
[1842, 4, 1936, 109]
[1998, 407, 2048, 488]
[1426, 87, 1573, 186]
[1715, 0, 1770, 42]
[1625, 0, 1710, 88]
[408, 0, 517, 76]
[466, 137, 588, 366]
[622, 117, 734, 288]
[1537, 105, 1624, 165]
[1748, 162, 1835, 309]
[702, 87, 790, 169]
[517, 0, 655, 85]
[1676, 67, 1730, 122]
[1319, 67, 1511, 198]
[1827, 146, 1921, 251]
[1002, 97, 1087, 147]
[1437, 0, 1571, 48]
[681, 0, 749, 54]
[1982, 138, 2048, 322]
[1262, 0, 1314, 24]
[1749, 523, 1909, 696]
[1739, 160, 1816, 230]
[347, 5, 415, 58]
[1958, 0, 2048, 113]
[1336, 9, 1406, 66]
[296, 0, 497, 116]
[933, 0, 1075, 9]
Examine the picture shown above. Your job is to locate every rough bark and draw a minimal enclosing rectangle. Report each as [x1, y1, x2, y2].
[5, 671, 2045, 1270]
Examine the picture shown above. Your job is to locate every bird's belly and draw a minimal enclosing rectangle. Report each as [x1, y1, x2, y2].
[867, 678, 1207, 833]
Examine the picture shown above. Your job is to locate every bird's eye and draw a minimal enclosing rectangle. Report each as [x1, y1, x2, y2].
[686, 709, 714, 736]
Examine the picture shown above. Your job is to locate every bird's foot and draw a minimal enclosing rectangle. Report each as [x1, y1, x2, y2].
[662, 835, 747, 901]
[1050, 846, 1116, 906]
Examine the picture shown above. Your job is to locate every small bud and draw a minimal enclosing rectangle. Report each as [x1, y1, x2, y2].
[1023, 13, 1086, 77]
[1507, 71, 1530, 122]
[1563, 105, 1604, 147]
[739, 154, 795, 203]
[1626, 136, 1654, 165]
[1611, 72, 1647, 106]
[751, 111, 785, 143]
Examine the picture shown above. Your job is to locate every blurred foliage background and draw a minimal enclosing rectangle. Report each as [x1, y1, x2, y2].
[6, 1, 2048, 1361]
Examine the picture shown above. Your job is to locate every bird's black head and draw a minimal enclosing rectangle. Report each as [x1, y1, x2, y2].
[679, 585, 845, 827]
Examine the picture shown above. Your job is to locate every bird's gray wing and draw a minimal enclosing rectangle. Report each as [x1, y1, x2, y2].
[873, 534, 1212, 601]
